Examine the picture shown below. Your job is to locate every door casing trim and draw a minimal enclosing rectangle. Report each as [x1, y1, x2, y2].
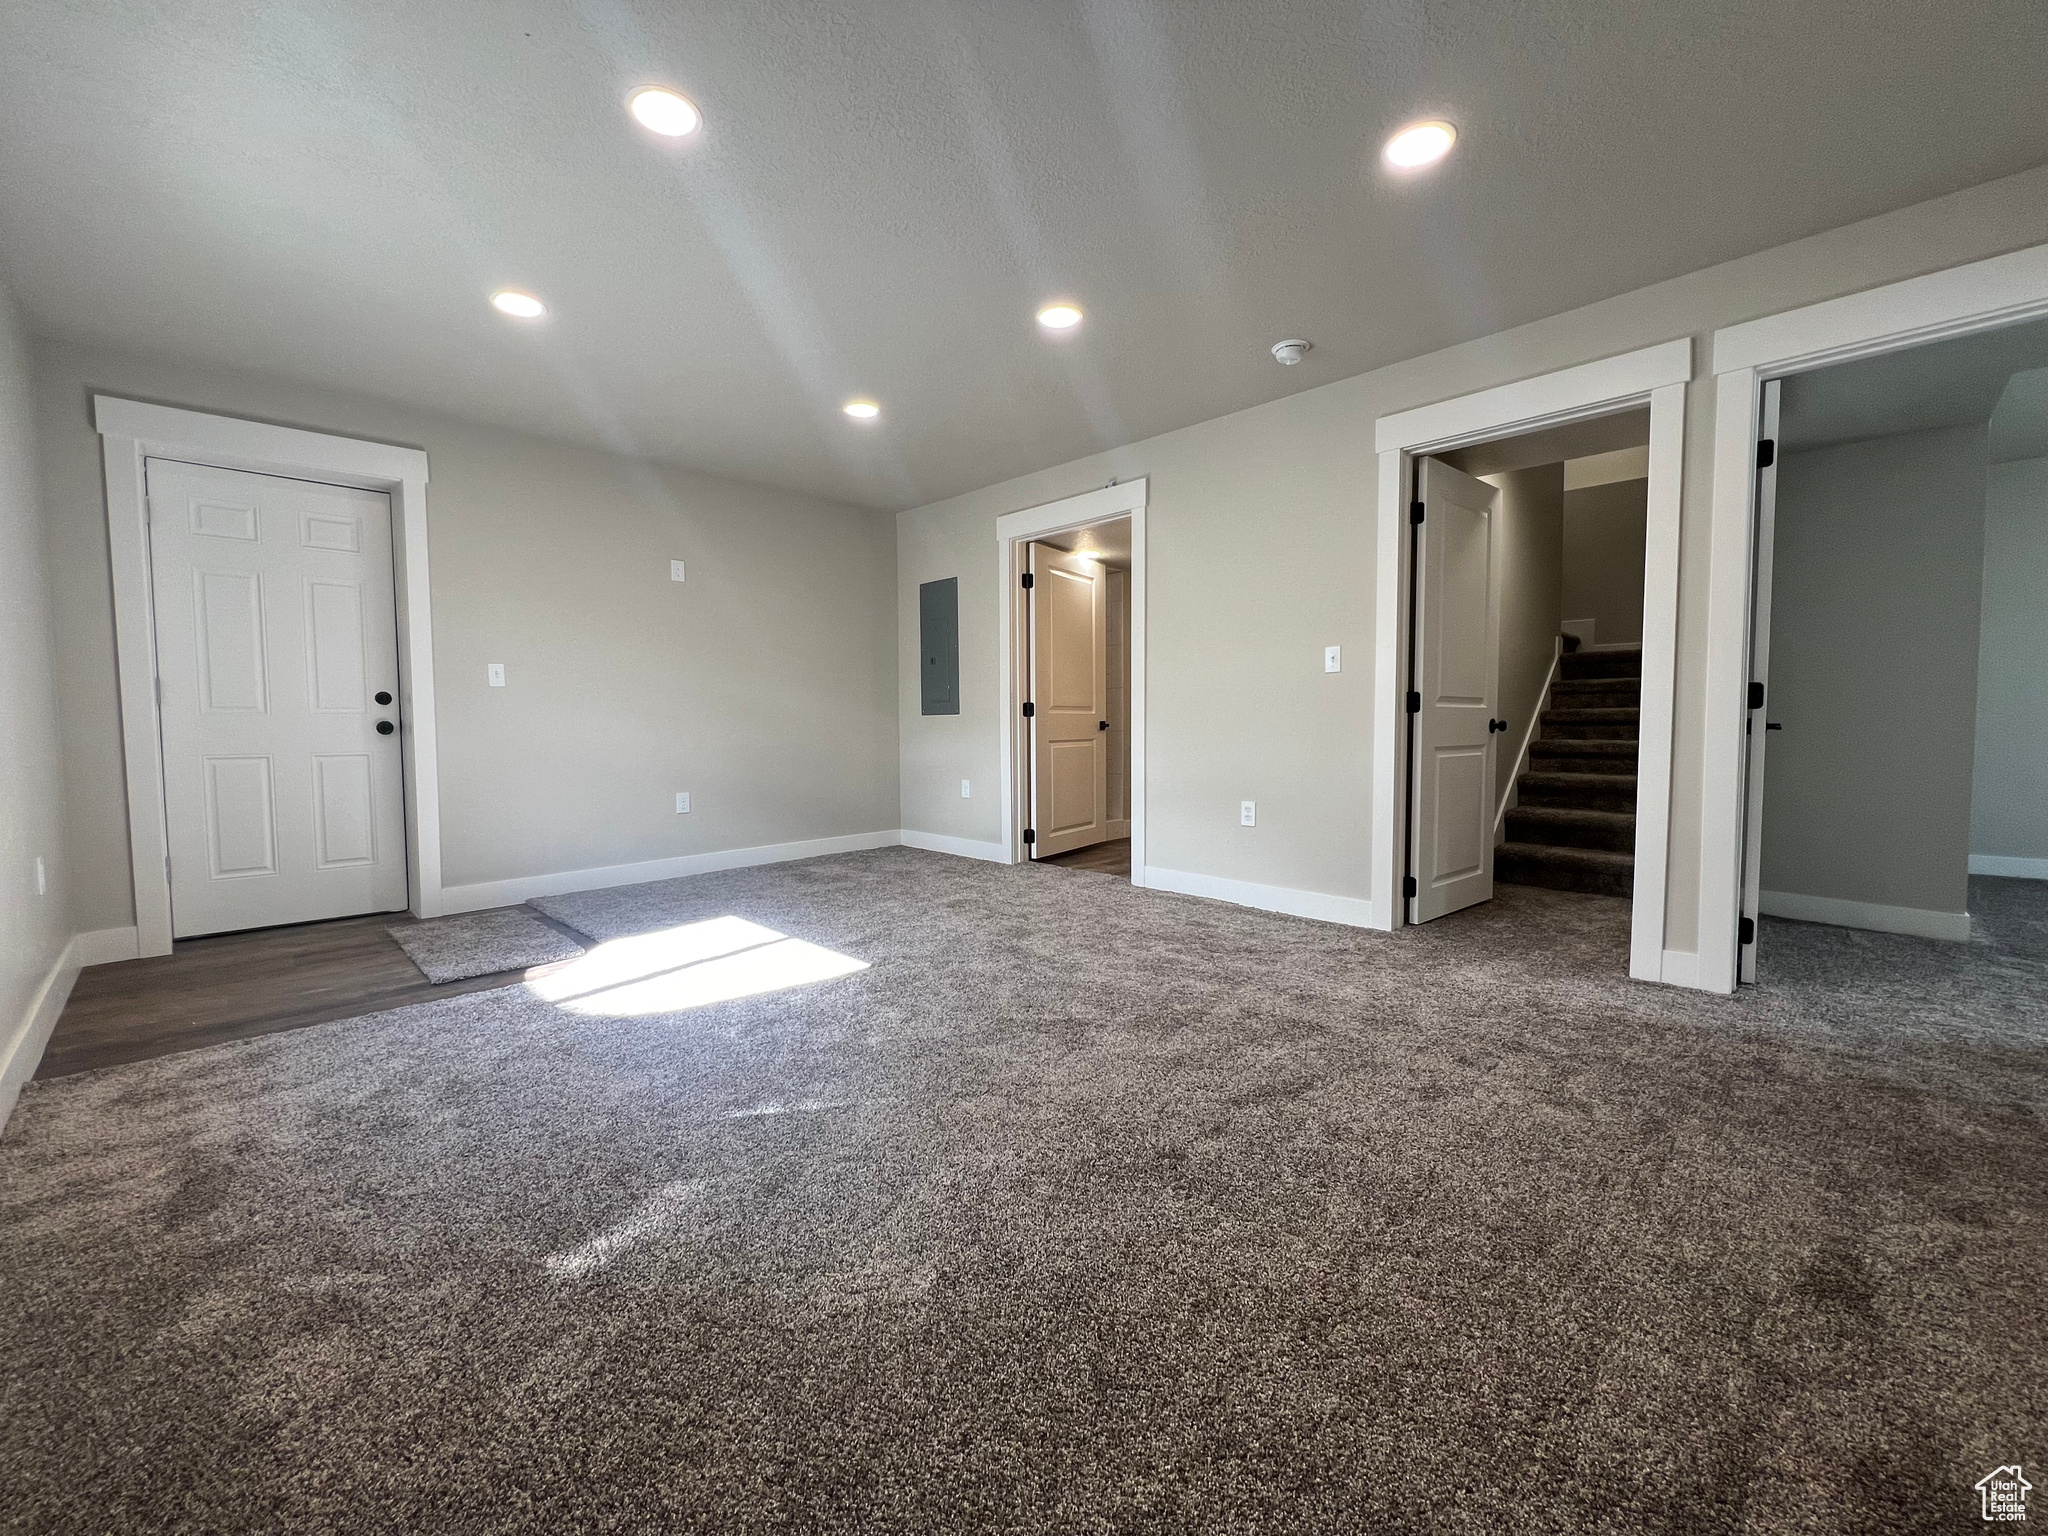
[995, 479, 1148, 875]
[95, 396, 441, 956]
[1372, 339, 1693, 984]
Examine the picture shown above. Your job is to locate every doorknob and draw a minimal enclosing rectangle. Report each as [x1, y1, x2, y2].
[375, 690, 393, 706]
[1487, 718, 1507, 733]
[376, 720, 395, 735]
[1766, 722, 1783, 731]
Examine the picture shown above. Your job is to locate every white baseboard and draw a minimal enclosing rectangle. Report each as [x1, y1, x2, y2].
[898, 829, 1010, 863]
[1141, 865, 1375, 929]
[1759, 889, 1971, 942]
[2, 935, 82, 1135]
[1970, 854, 2048, 880]
[75, 926, 141, 967]
[1107, 818, 1131, 838]
[435, 830, 904, 914]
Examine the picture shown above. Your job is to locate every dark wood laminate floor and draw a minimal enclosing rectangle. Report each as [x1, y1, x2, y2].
[1035, 838, 1132, 878]
[38, 907, 591, 1079]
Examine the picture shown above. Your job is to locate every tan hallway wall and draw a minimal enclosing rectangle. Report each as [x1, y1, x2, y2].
[1485, 464, 1565, 808]
[1562, 479, 1650, 647]
[894, 167, 2048, 953]
[37, 340, 900, 934]
[1971, 454, 2048, 865]
[0, 273, 71, 1124]
[1762, 425, 1988, 919]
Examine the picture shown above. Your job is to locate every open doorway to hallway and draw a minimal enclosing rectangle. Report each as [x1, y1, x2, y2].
[1735, 316, 2048, 978]
[1022, 517, 1134, 880]
[1405, 407, 1654, 947]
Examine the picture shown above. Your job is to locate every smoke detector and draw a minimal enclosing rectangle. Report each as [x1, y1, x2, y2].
[1271, 338, 1312, 365]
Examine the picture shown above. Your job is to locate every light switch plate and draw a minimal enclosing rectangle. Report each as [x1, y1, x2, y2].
[675, 792, 690, 813]
[487, 663, 505, 687]
[961, 779, 971, 798]
[34, 855, 46, 896]
[1324, 645, 1341, 673]
[1240, 800, 1257, 827]
[670, 560, 686, 583]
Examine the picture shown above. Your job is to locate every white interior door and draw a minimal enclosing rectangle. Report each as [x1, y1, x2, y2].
[1736, 379, 1783, 983]
[1408, 457, 1501, 923]
[147, 458, 409, 937]
[1028, 542, 1109, 857]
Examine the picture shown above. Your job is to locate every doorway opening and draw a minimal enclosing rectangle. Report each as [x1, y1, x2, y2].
[1404, 408, 1653, 941]
[1733, 316, 2048, 981]
[995, 478, 1148, 884]
[1023, 519, 1134, 879]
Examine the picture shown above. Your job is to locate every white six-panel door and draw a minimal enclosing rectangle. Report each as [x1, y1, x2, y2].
[1028, 542, 1110, 858]
[1409, 457, 1501, 923]
[147, 458, 408, 936]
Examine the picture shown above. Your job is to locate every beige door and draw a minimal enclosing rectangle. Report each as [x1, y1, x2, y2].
[1408, 457, 1500, 922]
[1028, 542, 1109, 857]
[148, 458, 409, 937]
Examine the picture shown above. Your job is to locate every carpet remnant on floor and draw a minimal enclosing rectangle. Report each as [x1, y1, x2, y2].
[384, 906, 585, 983]
[4, 852, 2044, 1534]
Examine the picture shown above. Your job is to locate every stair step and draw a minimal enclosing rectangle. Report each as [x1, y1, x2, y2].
[1560, 646, 1643, 681]
[1530, 740, 1639, 774]
[1551, 678, 1640, 708]
[1496, 842, 1634, 898]
[1506, 805, 1636, 853]
[1519, 772, 1639, 811]
[1542, 706, 1640, 741]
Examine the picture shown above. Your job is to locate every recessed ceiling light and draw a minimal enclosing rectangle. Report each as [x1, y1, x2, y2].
[629, 87, 702, 137]
[1036, 303, 1084, 331]
[1384, 120, 1456, 170]
[490, 289, 547, 319]
[843, 399, 880, 419]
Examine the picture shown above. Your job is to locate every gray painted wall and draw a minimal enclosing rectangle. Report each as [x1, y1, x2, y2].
[1972, 455, 2048, 862]
[1562, 478, 1649, 647]
[896, 168, 2048, 943]
[1763, 425, 1987, 916]
[36, 339, 900, 933]
[0, 277, 70, 1118]
[1487, 464, 1565, 806]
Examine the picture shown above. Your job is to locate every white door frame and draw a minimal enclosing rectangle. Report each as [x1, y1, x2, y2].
[1696, 241, 2048, 993]
[95, 396, 443, 957]
[996, 478, 1148, 873]
[1372, 338, 1694, 983]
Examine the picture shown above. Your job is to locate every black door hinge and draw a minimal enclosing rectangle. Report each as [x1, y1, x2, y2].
[1739, 916, 1755, 946]
[1409, 500, 1425, 526]
[1021, 571, 1034, 589]
[1406, 690, 1421, 714]
[1748, 680, 1764, 711]
[1403, 875, 1417, 898]
[1023, 828, 1036, 846]
[1022, 701, 1035, 718]
[1757, 439, 1776, 469]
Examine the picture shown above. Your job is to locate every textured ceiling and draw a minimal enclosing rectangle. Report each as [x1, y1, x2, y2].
[1, 1, 2042, 510]
[1780, 319, 2048, 451]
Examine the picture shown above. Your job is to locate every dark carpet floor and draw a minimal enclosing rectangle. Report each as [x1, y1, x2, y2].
[2, 852, 2043, 1534]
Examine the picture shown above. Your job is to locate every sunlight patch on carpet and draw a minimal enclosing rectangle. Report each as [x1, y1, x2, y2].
[524, 915, 868, 1018]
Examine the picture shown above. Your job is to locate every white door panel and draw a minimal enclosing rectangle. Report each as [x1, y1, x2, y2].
[1409, 458, 1500, 923]
[148, 458, 408, 936]
[1028, 543, 1110, 858]
[1737, 380, 1783, 983]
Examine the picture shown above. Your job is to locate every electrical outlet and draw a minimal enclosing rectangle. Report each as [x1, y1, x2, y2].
[487, 663, 506, 687]
[670, 560, 687, 582]
[34, 856, 46, 896]
[961, 779, 971, 798]
[675, 792, 691, 813]
[1324, 645, 1342, 673]
[1240, 800, 1256, 827]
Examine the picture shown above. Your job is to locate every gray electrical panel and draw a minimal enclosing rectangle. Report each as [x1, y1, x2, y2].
[919, 577, 959, 715]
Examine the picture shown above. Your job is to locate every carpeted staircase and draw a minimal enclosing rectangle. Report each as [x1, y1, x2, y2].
[1497, 645, 1640, 898]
